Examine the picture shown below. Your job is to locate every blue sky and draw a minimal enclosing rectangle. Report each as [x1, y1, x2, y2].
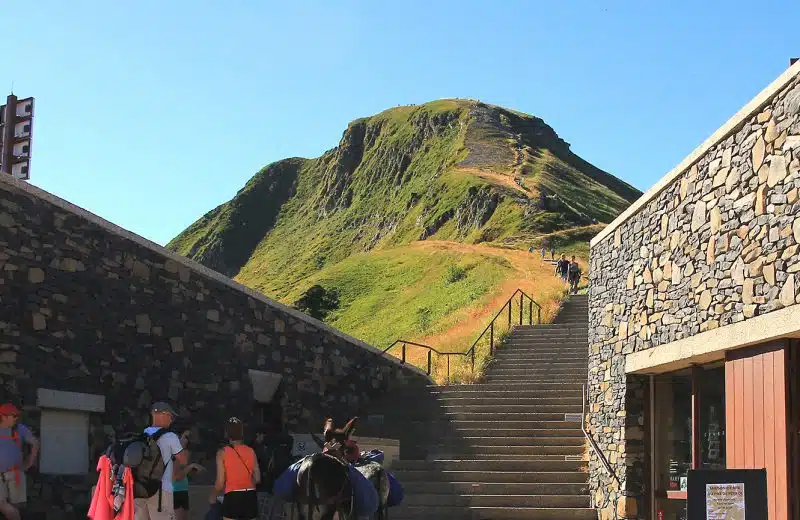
[4, 0, 799, 245]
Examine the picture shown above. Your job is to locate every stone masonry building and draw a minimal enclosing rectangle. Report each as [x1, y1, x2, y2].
[0, 175, 428, 519]
[588, 61, 800, 519]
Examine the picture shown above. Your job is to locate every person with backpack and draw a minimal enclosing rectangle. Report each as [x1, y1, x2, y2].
[0, 403, 38, 520]
[134, 402, 188, 520]
[568, 256, 582, 294]
[209, 418, 260, 520]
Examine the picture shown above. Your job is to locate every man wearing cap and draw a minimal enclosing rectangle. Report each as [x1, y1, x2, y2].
[136, 402, 188, 520]
[0, 403, 38, 520]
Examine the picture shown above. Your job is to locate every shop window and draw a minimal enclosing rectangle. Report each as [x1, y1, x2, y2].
[652, 364, 726, 520]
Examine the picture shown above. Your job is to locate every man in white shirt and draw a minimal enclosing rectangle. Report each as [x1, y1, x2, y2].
[135, 402, 188, 520]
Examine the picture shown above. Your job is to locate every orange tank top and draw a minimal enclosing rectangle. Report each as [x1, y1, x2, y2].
[223, 444, 256, 493]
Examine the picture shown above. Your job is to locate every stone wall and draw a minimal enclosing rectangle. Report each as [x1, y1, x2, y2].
[0, 177, 428, 519]
[587, 69, 800, 519]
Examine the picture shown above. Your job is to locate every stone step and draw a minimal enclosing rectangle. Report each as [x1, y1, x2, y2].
[508, 330, 588, 335]
[506, 334, 588, 340]
[505, 336, 588, 342]
[450, 428, 582, 437]
[440, 403, 583, 413]
[491, 353, 587, 360]
[449, 420, 583, 430]
[426, 444, 585, 456]
[490, 358, 587, 365]
[491, 356, 586, 363]
[482, 376, 587, 385]
[436, 397, 583, 406]
[392, 470, 586, 484]
[442, 453, 587, 460]
[492, 352, 587, 359]
[490, 356, 588, 363]
[393, 459, 587, 472]
[432, 388, 582, 397]
[443, 411, 581, 421]
[401, 481, 589, 495]
[487, 367, 587, 375]
[432, 382, 585, 391]
[437, 436, 585, 447]
[404, 493, 591, 508]
[502, 342, 587, 349]
[389, 505, 596, 519]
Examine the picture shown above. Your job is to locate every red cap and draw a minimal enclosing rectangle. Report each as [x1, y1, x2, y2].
[0, 403, 20, 416]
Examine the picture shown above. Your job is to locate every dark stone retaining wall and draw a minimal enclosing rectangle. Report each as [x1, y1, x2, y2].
[0, 177, 428, 519]
[588, 71, 800, 519]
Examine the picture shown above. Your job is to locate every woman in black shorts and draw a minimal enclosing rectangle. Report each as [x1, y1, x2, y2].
[209, 418, 260, 520]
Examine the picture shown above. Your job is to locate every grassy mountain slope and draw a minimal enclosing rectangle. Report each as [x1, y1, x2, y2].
[168, 99, 640, 369]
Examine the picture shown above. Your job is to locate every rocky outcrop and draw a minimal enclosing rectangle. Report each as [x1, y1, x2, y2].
[455, 185, 500, 234]
[587, 74, 800, 518]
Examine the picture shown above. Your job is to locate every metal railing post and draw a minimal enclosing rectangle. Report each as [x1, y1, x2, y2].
[538, 307, 541, 324]
[489, 322, 494, 356]
[446, 355, 451, 382]
[470, 348, 475, 373]
[401, 343, 406, 364]
[427, 350, 432, 375]
[529, 301, 533, 325]
[507, 300, 512, 327]
[519, 293, 523, 325]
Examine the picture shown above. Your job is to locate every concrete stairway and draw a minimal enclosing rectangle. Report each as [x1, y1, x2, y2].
[390, 294, 592, 519]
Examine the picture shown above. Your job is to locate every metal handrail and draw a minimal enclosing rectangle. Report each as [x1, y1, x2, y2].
[581, 383, 620, 484]
[381, 288, 543, 381]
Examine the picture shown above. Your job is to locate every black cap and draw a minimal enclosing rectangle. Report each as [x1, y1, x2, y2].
[151, 401, 178, 416]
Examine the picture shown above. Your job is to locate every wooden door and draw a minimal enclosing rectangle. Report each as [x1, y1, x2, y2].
[789, 342, 799, 520]
[725, 342, 790, 520]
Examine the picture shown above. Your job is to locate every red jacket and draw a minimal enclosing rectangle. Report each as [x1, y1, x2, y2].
[88, 455, 134, 520]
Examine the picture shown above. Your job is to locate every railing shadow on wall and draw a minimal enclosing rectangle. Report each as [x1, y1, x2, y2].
[582, 383, 620, 485]
[350, 288, 542, 384]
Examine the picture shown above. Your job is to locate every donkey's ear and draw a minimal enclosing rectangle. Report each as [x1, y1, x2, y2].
[342, 416, 359, 437]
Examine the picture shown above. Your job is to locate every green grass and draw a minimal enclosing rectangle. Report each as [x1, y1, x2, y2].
[281, 244, 513, 349]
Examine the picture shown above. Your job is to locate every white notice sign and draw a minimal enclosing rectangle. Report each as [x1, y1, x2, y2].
[706, 483, 746, 520]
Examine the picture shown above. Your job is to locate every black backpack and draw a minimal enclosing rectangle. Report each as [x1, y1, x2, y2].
[105, 428, 173, 499]
[258, 436, 294, 492]
[568, 262, 580, 276]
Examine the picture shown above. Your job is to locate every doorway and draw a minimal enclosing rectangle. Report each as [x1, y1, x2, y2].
[789, 341, 799, 520]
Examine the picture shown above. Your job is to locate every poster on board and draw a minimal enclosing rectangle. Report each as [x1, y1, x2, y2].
[705, 483, 746, 520]
[687, 469, 767, 520]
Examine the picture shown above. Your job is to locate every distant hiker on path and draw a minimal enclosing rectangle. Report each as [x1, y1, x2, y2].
[0, 403, 39, 520]
[568, 256, 582, 294]
[550, 247, 556, 260]
[540, 247, 546, 262]
[555, 254, 570, 282]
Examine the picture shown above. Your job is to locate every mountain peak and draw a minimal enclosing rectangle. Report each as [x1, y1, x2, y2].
[168, 101, 640, 292]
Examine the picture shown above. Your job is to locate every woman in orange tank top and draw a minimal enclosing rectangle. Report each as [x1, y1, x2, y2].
[209, 418, 260, 520]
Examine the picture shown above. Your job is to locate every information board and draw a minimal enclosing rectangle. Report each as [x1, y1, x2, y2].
[686, 469, 767, 520]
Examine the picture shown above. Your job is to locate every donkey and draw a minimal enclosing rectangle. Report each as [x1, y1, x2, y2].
[291, 418, 358, 520]
[352, 458, 390, 520]
[324, 417, 391, 520]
